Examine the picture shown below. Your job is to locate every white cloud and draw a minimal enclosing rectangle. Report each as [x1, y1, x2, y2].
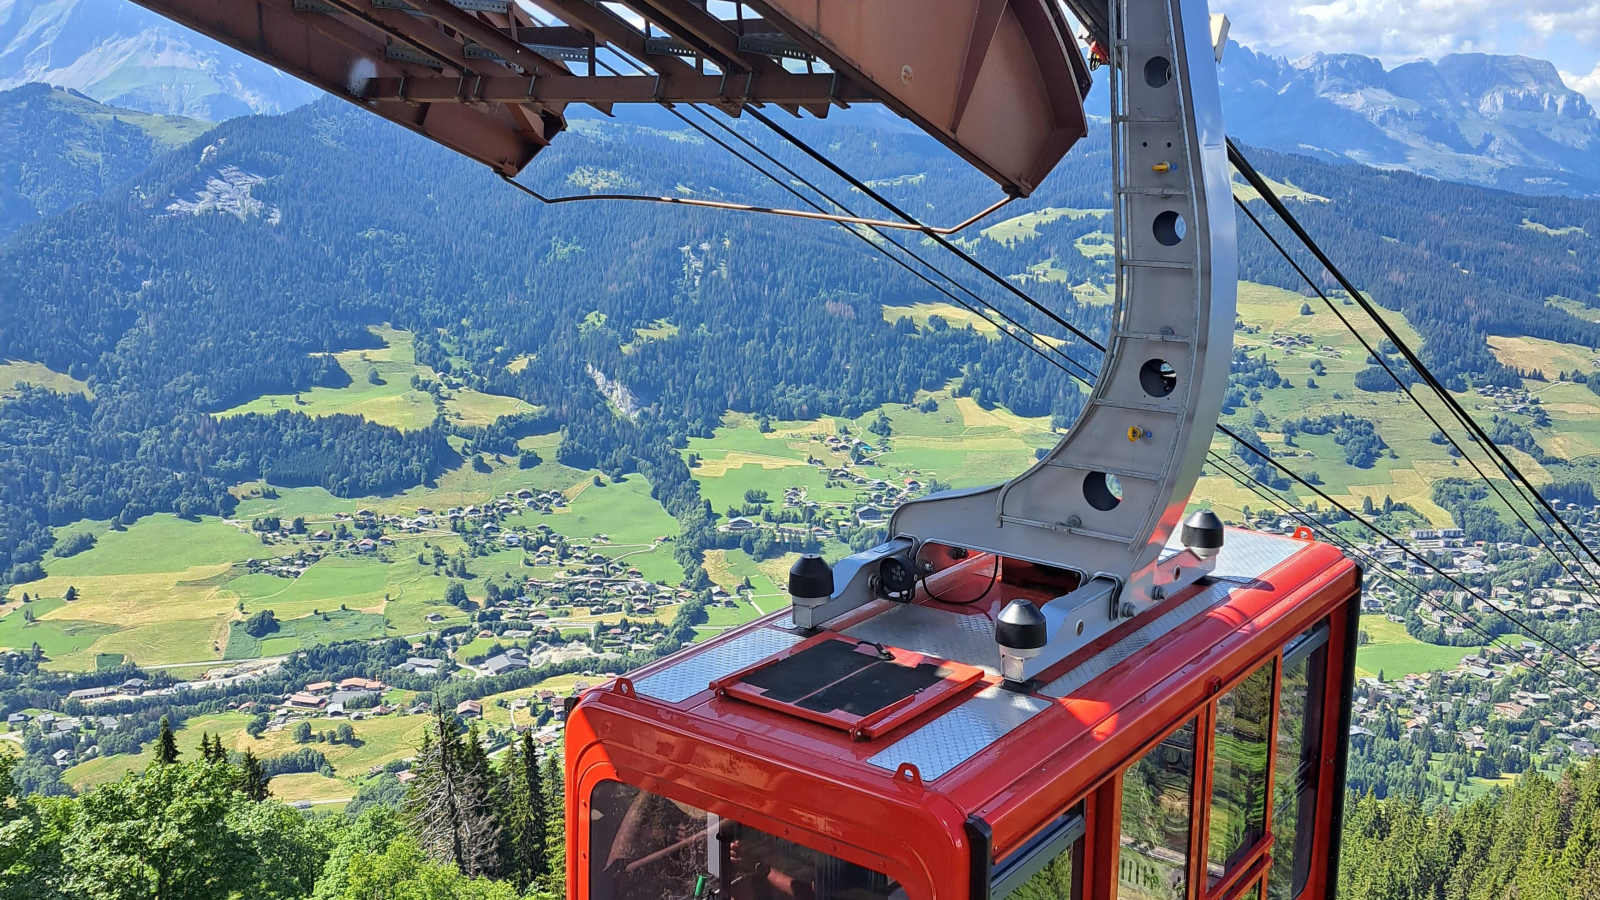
[1563, 62, 1600, 102]
[1218, 0, 1600, 67]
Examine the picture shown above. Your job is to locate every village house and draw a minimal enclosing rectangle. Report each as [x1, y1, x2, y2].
[67, 686, 116, 701]
[400, 657, 442, 675]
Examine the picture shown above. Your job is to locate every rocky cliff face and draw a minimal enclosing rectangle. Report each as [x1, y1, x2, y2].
[1220, 43, 1600, 197]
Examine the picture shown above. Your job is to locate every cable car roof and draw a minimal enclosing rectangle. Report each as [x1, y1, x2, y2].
[578, 529, 1357, 856]
[127, 0, 1092, 196]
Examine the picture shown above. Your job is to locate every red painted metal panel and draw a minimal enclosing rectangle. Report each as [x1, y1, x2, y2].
[565, 534, 1360, 900]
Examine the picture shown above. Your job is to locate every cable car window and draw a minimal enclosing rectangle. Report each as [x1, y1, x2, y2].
[1000, 850, 1075, 900]
[1206, 661, 1275, 888]
[1117, 719, 1197, 900]
[588, 780, 904, 900]
[993, 808, 1084, 900]
[1269, 625, 1329, 900]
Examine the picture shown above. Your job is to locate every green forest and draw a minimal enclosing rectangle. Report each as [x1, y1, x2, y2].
[1340, 762, 1600, 900]
[0, 715, 566, 900]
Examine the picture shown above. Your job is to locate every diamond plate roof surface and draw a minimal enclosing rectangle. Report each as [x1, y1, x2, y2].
[631, 627, 803, 704]
[866, 685, 1048, 781]
[1162, 528, 1306, 583]
[1040, 578, 1241, 698]
[843, 604, 1001, 675]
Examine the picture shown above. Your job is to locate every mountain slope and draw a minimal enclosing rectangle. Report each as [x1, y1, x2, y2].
[1221, 43, 1600, 197]
[0, 0, 319, 119]
[1, 96, 1599, 586]
[0, 81, 209, 236]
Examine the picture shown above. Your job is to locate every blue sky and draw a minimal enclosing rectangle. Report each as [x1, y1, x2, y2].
[1216, 0, 1600, 99]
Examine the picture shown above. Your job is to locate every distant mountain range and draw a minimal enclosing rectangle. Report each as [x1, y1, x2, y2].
[0, 0, 317, 119]
[1219, 43, 1600, 198]
[4, 0, 1600, 197]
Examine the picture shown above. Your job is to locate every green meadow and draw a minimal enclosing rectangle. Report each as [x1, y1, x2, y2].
[218, 325, 533, 431]
[0, 360, 92, 398]
[1354, 615, 1475, 680]
[0, 437, 699, 669]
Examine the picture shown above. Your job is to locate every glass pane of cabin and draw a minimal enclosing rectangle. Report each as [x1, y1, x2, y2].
[588, 780, 901, 900]
[1206, 662, 1275, 888]
[1117, 719, 1196, 900]
[996, 813, 1080, 900]
[1269, 632, 1329, 900]
[1000, 847, 1074, 900]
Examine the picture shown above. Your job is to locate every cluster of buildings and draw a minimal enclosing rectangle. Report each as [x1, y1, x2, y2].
[1351, 642, 1600, 766]
[7, 711, 126, 767]
[1473, 383, 1544, 416]
[716, 453, 933, 537]
[1262, 331, 1342, 357]
[283, 676, 392, 715]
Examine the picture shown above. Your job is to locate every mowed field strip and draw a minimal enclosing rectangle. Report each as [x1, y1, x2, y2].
[217, 324, 534, 431]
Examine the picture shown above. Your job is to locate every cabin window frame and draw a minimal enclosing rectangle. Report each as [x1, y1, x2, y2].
[1196, 655, 1282, 900]
[1112, 714, 1202, 900]
[1268, 622, 1331, 900]
[989, 805, 1086, 900]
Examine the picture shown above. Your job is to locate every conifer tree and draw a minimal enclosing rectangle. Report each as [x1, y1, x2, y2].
[498, 732, 548, 890]
[155, 716, 179, 766]
[540, 750, 565, 887]
[240, 749, 270, 801]
[407, 712, 501, 877]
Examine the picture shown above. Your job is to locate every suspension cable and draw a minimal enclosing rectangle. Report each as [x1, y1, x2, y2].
[1206, 450, 1599, 702]
[743, 107, 1109, 355]
[496, 176, 1017, 235]
[553, 53, 1105, 386]
[1233, 195, 1600, 606]
[681, 106, 1102, 383]
[1229, 140, 1600, 585]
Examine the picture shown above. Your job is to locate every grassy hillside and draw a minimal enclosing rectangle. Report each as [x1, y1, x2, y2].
[0, 83, 211, 236]
[218, 325, 534, 431]
[0, 360, 90, 398]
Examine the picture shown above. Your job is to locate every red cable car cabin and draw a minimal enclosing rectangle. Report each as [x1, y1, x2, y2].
[565, 527, 1359, 900]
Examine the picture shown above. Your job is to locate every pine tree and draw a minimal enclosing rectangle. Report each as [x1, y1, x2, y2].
[155, 716, 179, 765]
[241, 749, 270, 801]
[540, 750, 566, 887]
[199, 732, 225, 764]
[499, 733, 549, 890]
[407, 712, 501, 877]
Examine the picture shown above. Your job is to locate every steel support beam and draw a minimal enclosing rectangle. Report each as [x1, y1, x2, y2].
[523, 0, 698, 80]
[406, 0, 569, 75]
[357, 72, 870, 105]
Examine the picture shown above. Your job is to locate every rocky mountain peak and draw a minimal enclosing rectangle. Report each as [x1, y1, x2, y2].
[1219, 41, 1600, 197]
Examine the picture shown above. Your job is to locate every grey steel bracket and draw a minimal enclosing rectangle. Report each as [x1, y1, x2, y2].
[853, 0, 1234, 665]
